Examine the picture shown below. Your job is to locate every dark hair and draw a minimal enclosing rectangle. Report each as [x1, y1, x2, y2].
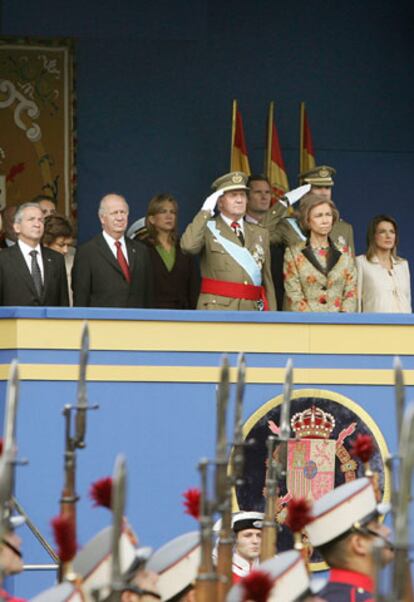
[31, 194, 57, 205]
[366, 214, 399, 262]
[317, 532, 351, 569]
[146, 193, 178, 246]
[247, 174, 271, 187]
[298, 193, 339, 234]
[42, 215, 73, 245]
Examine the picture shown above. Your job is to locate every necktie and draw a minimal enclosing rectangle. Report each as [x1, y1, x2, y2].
[115, 241, 131, 283]
[29, 250, 43, 297]
[231, 221, 245, 246]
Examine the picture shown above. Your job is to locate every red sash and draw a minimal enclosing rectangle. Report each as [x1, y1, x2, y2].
[200, 277, 269, 310]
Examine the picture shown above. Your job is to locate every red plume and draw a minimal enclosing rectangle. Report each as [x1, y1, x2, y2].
[182, 488, 201, 519]
[89, 477, 112, 509]
[0, 439, 3, 455]
[51, 515, 77, 563]
[241, 570, 274, 602]
[285, 497, 314, 533]
[350, 434, 374, 464]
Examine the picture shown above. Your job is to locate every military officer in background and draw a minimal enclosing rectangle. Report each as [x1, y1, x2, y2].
[263, 165, 355, 255]
[181, 172, 276, 311]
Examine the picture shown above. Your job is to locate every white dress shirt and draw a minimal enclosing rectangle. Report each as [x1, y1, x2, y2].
[18, 240, 44, 280]
[356, 254, 412, 313]
[102, 231, 129, 264]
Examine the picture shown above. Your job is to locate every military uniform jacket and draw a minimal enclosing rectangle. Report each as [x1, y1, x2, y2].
[180, 210, 276, 310]
[283, 239, 357, 312]
[318, 569, 374, 602]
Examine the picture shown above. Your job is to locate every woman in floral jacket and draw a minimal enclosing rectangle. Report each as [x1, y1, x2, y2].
[283, 194, 357, 312]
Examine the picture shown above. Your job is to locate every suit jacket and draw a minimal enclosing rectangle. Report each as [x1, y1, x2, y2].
[145, 243, 199, 309]
[283, 239, 357, 312]
[72, 233, 153, 308]
[180, 210, 276, 310]
[0, 244, 69, 306]
[356, 254, 411, 313]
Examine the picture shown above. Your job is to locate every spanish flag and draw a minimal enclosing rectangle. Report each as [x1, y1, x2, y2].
[230, 99, 251, 174]
[266, 101, 289, 202]
[299, 101, 316, 176]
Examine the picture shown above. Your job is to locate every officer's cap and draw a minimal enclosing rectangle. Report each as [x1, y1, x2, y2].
[146, 530, 200, 601]
[226, 550, 310, 602]
[299, 165, 336, 187]
[211, 171, 249, 193]
[306, 477, 388, 548]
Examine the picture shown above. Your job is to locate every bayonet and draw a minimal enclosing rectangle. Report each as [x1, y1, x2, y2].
[215, 355, 230, 505]
[75, 322, 89, 448]
[232, 353, 246, 485]
[260, 436, 279, 561]
[195, 459, 217, 602]
[280, 358, 293, 442]
[392, 403, 414, 601]
[109, 455, 126, 602]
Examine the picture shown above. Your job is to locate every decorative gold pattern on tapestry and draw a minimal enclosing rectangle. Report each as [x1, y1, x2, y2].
[0, 38, 75, 217]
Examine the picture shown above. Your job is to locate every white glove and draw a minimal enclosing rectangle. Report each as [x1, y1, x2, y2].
[279, 183, 311, 207]
[201, 190, 223, 214]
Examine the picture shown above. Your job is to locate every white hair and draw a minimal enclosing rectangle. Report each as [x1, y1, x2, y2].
[14, 202, 42, 224]
[98, 194, 129, 217]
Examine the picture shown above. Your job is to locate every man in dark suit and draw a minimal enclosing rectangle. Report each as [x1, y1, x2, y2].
[0, 202, 69, 306]
[72, 193, 152, 307]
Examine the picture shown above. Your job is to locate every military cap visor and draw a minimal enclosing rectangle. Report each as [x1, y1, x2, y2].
[300, 165, 336, 187]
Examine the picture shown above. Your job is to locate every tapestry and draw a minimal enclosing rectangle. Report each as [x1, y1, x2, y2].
[0, 38, 75, 218]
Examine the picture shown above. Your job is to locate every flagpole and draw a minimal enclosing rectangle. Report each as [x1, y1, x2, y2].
[230, 99, 237, 171]
[266, 101, 274, 181]
[299, 101, 305, 178]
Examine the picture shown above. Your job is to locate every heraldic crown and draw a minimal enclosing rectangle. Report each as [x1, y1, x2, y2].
[291, 405, 336, 439]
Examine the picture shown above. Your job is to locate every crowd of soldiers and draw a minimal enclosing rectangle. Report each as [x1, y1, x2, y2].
[0, 348, 412, 602]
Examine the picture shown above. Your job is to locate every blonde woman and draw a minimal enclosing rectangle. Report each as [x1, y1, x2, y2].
[145, 194, 199, 309]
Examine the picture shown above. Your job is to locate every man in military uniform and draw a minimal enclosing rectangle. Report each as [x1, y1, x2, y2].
[306, 478, 393, 602]
[231, 511, 264, 582]
[213, 511, 264, 583]
[181, 172, 276, 310]
[245, 175, 287, 226]
[262, 165, 355, 254]
[244, 175, 287, 309]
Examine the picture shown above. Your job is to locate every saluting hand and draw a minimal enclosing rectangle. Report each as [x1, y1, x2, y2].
[201, 190, 223, 215]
